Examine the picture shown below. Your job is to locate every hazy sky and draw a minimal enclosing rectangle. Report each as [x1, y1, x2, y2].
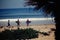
[0, 0, 33, 9]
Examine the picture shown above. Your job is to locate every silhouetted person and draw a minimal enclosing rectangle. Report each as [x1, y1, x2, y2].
[8, 20, 10, 26]
[16, 19, 20, 26]
[26, 19, 31, 26]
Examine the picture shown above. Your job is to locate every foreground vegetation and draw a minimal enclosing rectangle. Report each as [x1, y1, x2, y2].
[0, 28, 39, 40]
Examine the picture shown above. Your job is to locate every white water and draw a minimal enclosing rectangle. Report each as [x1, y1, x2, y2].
[0, 18, 55, 26]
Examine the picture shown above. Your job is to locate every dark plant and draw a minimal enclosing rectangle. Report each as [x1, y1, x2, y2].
[0, 28, 39, 40]
[25, 0, 60, 40]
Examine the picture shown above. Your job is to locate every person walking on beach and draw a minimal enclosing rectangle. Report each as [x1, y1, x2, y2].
[16, 19, 20, 26]
[26, 19, 31, 26]
[8, 20, 10, 26]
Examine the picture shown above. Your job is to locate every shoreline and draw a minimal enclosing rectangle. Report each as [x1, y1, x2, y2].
[0, 18, 54, 21]
[0, 18, 55, 26]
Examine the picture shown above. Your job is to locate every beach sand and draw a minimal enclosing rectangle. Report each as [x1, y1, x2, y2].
[0, 24, 56, 40]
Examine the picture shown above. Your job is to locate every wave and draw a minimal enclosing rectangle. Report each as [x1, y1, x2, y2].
[0, 18, 54, 21]
[0, 8, 54, 19]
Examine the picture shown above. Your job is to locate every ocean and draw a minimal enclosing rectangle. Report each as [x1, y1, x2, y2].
[0, 8, 53, 19]
[0, 8, 55, 26]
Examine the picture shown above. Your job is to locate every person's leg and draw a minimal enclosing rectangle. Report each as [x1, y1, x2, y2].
[27, 23, 29, 26]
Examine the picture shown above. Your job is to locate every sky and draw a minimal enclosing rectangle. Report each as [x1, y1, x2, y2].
[0, 0, 34, 9]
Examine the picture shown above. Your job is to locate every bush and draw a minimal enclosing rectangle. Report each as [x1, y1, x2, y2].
[0, 28, 39, 40]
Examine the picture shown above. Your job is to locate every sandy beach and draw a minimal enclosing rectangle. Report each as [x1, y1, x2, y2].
[0, 18, 55, 40]
[0, 24, 56, 40]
